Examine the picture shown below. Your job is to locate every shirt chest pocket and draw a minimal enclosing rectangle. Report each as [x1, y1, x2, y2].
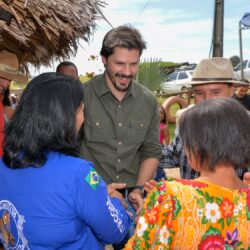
[130, 120, 149, 143]
[84, 118, 111, 142]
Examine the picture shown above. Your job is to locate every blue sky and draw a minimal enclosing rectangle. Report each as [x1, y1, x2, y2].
[31, 0, 250, 76]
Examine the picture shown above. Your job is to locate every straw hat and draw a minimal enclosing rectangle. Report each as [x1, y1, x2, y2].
[0, 50, 28, 83]
[190, 57, 249, 86]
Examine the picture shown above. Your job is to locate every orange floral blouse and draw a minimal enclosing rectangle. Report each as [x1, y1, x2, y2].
[125, 178, 250, 250]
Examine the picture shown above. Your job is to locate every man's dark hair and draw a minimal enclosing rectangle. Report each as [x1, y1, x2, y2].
[100, 25, 147, 58]
[3, 72, 84, 169]
[179, 98, 250, 171]
[56, 61, 78, 76]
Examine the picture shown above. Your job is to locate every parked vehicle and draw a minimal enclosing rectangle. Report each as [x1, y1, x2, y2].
[160, 69, 193, 94]
[234, 60, 250, 80]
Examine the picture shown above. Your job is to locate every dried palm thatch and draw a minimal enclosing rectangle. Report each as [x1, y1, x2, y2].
[0, 0, 106, 69]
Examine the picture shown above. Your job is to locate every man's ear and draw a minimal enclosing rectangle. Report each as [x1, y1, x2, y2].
[101, 56, 107, 66]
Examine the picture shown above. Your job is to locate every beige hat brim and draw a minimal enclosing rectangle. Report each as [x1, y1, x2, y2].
[191, 79, 249, 87]
[0, 70, 28, 83]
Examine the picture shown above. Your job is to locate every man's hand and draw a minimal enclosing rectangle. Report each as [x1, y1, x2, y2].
[128, 189, 144, 212]
[107, 183, 128, 209]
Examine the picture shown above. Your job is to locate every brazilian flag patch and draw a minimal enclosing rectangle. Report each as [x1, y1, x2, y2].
[85, 167, 100, 190]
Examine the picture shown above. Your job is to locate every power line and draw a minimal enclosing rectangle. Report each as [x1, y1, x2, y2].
[133, 0, 152, 25]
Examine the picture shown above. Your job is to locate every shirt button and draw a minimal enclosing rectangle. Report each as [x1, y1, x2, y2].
[118, 123, 122, 127]
[118, 141, 122, 146]
[118, 105, 122, 108]
[96, 122, 100, 126]
[140, 123, 144, 127]
[116, 175, 120, 179]
[117, 159, 121, 163]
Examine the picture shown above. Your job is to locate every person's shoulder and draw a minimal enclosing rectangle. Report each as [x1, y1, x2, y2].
[245, 94, 250, 101]
[133, 81, 157, 102]
[48, 152, 92, 174]
[232, 93, 238, 99]
[134, 81, 155, 95]
[161, 178, 209, 194]
[84, 74, 104, 87]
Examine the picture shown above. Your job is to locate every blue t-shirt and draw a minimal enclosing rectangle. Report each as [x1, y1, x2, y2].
[0, 152, 130, 249]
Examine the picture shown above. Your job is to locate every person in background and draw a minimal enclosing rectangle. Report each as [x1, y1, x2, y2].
[9, 93, 18, 109]
[80, 25, 161, 249]
[2, 87, 15, 125]
[154, 106, 170, 182]
[159, 105, 170, 145]
[160, 57, 250, 181]
[126, 98, 250, 249]
[56, 61, 79, 80]
[0, 73, 130, 249]
[232, 79, 250, 111]
[0, 50, 27, 157]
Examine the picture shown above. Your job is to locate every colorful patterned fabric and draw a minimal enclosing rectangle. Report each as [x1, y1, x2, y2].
[125, 178, 250, 249]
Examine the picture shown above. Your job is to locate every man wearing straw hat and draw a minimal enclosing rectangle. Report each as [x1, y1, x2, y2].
[160, 57, 250, 181]
[0, 50, 27, 156]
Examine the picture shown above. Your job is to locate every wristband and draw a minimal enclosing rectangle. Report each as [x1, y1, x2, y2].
[132, 185, 144, 191]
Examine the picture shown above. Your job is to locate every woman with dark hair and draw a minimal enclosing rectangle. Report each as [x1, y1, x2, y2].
[125, 98, 250, 249]
[0, 73, 130, 249]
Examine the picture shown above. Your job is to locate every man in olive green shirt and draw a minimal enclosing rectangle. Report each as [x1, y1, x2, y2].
[80, 25, 161, 226]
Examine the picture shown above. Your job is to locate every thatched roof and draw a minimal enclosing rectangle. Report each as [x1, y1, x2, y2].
[0, 0, 106, 69]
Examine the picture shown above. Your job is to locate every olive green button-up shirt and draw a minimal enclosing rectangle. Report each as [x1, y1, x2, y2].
[80, 74, 161, 187]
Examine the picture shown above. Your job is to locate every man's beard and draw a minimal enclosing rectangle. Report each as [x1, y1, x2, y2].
[106, 70, 134, 92]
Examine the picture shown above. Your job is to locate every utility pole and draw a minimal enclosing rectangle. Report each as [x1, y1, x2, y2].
[212, 0, 224, 57]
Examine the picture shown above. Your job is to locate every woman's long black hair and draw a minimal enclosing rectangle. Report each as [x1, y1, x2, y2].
[3, 72, 84, 169]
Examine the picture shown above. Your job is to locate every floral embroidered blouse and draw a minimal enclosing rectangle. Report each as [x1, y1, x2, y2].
[125, 178, 250, 249]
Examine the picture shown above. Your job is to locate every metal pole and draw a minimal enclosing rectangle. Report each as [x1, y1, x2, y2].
[238, 22, 244, 79]
[212, 0, 224, 57]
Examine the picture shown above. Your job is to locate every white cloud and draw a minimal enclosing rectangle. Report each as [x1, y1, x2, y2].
[30, 0, 250, 76]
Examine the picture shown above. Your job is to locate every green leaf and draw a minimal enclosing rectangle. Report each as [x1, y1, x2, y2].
[138, 58, 166, 91]
[203, 226, 221, 238]
[205, 192, 214, 202]
[145, 241, 151, 249]
[173, 197, 182, 219]
[196, 189, 205, 197]
[168, 236, 173, 245]
[155, 239, 161, 245]
[215, 197, 222, 205]
[234, 196, 239, 204]
[218, 218, 225, 230]
[196, 198, 205, 208]
[226, 217, 231, 226]
[202, 216, 208, 224]
[246, 206, 250, 220]
[236, 241, 243, 247]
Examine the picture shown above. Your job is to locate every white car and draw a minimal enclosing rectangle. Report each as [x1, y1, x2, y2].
[234, 60, 250, 81]
[160, 70, 193, 94]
